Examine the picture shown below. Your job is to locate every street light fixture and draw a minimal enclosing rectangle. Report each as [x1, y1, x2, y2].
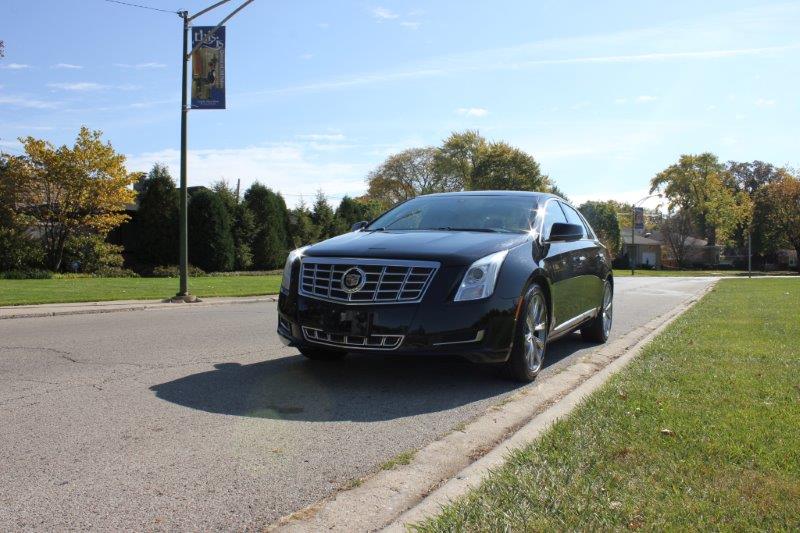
[174, 0, 255, 302]
[630, 193, 662, 276]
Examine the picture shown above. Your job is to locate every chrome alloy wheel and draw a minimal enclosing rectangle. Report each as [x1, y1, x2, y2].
[602, 282, 613, 337]
[523, 292, 548, 373]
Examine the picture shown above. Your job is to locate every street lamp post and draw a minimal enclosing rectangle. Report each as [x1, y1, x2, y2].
[173, 0, 255, 301]
[630, 194, 662, 276]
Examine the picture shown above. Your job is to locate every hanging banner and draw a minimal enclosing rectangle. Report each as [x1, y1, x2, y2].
[191, 26, 225, 109]
[634, 207, 645, 231]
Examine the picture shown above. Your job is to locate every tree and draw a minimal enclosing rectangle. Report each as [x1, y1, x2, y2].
[134, 164, 178, 266]
[11, 127, 136, 270]
[660, 209, 695, 268]
[726, 160, 783, 260]
[0, 154, 42, 270]
[754, 171, 800, 272]
[244, 183, 290, 269]
[650, 153, 744, 247]
[187, 189, 234, 272]
[579, 201, 621, 257]
[470, 142, 550, 192]
[212, 179, 253, 270]
[311, 190, 339, 240]
[335, 195, 383, 229]
[433, 130, 488, 191]
[366, 147, 449, 207]
[288, 199, 318, 248]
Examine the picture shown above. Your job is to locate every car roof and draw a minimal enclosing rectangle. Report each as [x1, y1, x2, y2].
[419, 190, 561, 201]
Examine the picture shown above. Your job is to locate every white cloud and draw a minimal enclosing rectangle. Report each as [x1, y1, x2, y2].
[371, 7, 399, 20]
[296, 133, 346, 141]
[614, 98, 628, 104]
[571, 101, 591, 110]
[456, 107, 488, 117]
[636, 95, 658, 103]
[48, 82, 108, 91]
[0, 63, 31, 70]
[52, 63, 83, 69]
[400, 21, 421, 30]
[126, 144, 370, 207]
[114, 62, 166, 69]
[754, 98, 776, 108]
[0, 95, 58, 109]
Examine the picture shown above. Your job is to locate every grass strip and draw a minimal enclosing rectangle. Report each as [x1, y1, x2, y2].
[0, 275, 281, 306]
[413, 278, 800, 531]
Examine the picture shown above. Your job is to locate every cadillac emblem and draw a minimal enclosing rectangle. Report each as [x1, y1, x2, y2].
[341, 267, 366, 293]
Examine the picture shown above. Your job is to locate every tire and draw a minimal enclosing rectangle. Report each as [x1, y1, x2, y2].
[581, 279, 613, 343]
[504, 283, 548, 382]
[299, 346, 347, 361]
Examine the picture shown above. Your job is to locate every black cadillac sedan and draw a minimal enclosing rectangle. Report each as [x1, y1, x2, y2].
[277, 191, 613, 382]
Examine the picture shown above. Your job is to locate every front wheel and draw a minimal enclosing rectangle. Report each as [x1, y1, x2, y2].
[299, 346, 347, 361]
[581, 279, 613, 343]
[504, 284, 548, 382]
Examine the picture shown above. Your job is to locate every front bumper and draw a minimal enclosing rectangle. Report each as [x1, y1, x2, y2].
[277, 289, 519, 364]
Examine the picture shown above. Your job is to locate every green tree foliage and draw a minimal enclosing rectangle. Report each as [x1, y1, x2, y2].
[365, 131, 556, 207]
[62, 233, 124, 273]
[726, 160, 783, 257]
[579, 201, 621, 257]
[312, 190, 339, 240]
[754, 170, 800, 272]
[650, 153, 748, 246]
[0, 154, 42, 270]
[212, 180, 254, 270]
[9, 127, 136, 270]
[471, 142, 550, 192]
[335, 195, 384, 229]
[134, 164, 178, 266]
[244, 183, 289, 269]
[187, 189, 234, 272]
[288, 199, 318, 248]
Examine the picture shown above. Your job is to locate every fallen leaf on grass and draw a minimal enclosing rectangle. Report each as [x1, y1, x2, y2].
[660, 428, 675, 437]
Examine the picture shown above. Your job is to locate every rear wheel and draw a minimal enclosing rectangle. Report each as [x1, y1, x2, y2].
[504, 284, 548, 382]
[299, 346, 347, 361]
[581, 279, 613, 343]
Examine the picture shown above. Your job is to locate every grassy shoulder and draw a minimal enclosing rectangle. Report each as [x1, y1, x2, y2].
[0, 275, 282, 306]
[414, 279, 800, 531]
[613, 269, 798, 277]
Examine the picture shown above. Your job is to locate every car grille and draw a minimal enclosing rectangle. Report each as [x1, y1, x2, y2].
[302, 326, 403, 350]
[299, 257, 439, 304]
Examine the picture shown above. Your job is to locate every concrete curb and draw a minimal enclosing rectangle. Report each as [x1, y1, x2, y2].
[0, 295, 278, 320]
[270, 281, 718, 533]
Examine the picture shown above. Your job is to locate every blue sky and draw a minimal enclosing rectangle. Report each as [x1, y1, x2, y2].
[2, 0, 799, 208]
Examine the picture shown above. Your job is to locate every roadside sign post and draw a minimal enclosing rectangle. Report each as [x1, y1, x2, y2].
[630, 195, 661, 276]
[174, 0, 255, 301]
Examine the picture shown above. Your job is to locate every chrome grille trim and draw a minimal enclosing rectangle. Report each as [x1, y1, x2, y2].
[299, 257, 439, 305]
[302, 326, 403, 351]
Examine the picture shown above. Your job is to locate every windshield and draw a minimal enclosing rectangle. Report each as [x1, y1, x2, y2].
[367, 195, 539, 233]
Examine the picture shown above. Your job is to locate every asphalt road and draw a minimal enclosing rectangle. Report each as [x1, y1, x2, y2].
[0, 276, 715, 530]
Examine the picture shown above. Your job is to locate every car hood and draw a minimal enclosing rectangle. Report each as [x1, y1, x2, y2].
[304, 230, 531, 265]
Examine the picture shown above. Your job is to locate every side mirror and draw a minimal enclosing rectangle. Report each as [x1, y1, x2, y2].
[350, 220, 368, 232]
[548, 222, 584, 242]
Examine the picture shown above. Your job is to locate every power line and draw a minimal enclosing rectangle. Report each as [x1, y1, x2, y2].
[101, 0, 180, 14]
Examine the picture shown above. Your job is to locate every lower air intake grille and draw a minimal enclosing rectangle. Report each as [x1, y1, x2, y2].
[302, 326, 403, 350]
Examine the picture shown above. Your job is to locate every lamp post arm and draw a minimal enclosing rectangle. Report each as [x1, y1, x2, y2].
[186, 0, 255, 60]
[188, 0, 231, 22]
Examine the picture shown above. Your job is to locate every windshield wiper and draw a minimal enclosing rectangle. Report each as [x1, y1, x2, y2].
[431, 227, 500, 233]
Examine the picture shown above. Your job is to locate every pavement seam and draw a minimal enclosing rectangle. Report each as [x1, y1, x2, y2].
[268, 280, 718, 532]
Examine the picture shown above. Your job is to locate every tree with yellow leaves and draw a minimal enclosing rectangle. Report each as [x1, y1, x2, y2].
[10, 127, 136, 270]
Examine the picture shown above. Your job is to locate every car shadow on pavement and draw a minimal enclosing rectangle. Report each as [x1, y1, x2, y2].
[149, 334, 591, 422]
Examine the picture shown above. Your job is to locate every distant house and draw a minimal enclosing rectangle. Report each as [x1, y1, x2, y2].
[620, 231, 662, 268]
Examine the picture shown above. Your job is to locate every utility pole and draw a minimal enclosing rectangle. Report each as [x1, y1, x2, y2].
[173, 0, 255, 301]
[630, 193, 662, 276]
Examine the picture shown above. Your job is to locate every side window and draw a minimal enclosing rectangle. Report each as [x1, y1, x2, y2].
[559, 202, 588, 239]
[541, 200, 567, 240]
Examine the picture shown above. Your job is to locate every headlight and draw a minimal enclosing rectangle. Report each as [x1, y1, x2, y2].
[454, 249, 509, 301]
[280, 246, 309, 293]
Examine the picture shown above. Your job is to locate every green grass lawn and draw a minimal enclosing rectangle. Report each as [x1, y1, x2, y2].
[0, 275, 282, 306]
[413, 278, 800, 531]
[613, 269, 798, 277]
